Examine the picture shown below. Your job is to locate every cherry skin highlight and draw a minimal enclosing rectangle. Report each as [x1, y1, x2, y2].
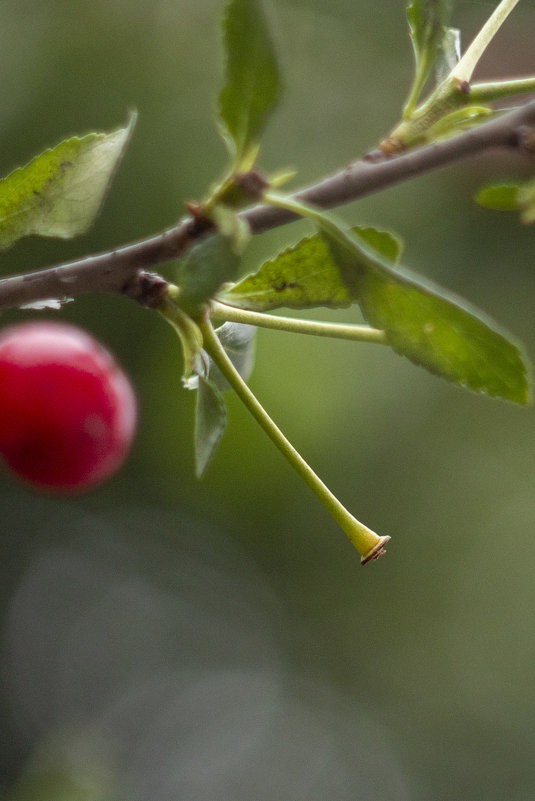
[0, 320, 137, 493]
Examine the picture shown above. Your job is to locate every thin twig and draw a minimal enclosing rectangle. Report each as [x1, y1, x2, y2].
[1, 100, 535, 310]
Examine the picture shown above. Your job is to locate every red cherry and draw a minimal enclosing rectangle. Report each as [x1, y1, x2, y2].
[0, 320, 137, 493]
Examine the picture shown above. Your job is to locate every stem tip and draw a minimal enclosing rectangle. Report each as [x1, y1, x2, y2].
[360, 535, 391, 566]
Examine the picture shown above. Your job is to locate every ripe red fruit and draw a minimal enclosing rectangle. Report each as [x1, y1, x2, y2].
[0, 320, 137, 493]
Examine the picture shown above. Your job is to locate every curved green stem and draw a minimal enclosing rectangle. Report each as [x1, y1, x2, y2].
[211, 301, 389, 345]
[199, 316, 390, 564]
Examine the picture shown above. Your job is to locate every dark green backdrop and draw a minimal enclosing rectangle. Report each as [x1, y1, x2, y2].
[1, 1, 535, 798]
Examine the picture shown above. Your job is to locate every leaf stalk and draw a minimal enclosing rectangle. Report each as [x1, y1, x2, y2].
[449, 0, 521, 84]
[469, 76, 535, 104]
[212, 301, 389, 344]
[199, 315, 390, 563]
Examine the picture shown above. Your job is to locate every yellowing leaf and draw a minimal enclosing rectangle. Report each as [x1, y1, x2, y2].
[0, 113, 136, 250]
[221, 227, 401, 312]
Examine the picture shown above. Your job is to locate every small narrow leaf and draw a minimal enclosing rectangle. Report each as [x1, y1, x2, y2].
[404, 0, 453, 113]
[195, 373, 227, 478]
[221, 226, 401, 312]
[219, 0, 281, 168]
[408, 0, 452, 57]
[0, 114, 135, 251]
[175, 232, 242, 316]
[187, 322, 257, 476]
[475, 182, 521, 211]
[425, 105, 492, 141]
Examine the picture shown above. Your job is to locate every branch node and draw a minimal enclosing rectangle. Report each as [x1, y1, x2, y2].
[233, 170, 269, 201]
[363, 147, 394, 163]
[514, 125, 535, 155]
[454, 78, 471, 95]
[184, 205, 215, 239]
[122, 271, 169, 308]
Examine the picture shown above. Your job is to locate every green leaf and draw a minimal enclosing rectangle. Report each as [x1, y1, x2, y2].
[476, 178, 535, 224]
[321, 223, 530, 403]
[221, 226, 402, 312]
[219, 0, 281, 169]
[404, 0, 453, 114]
[425, 105, 493, 141]
[408, 0, 452, 54]
[358, 265, 531, 403]
[195, 372, 227, 478]
[175, 232, 242, 316]
[517, 179, 535, 224]
[220, 234, 349, 311]
[355, 226, 403, 264]
[264, 193, 530, 402]
[475, 182, 521, 211]
[210, 203, 251, 251]
[186, 322, 257, 476]
[332, 235, 530, 403]
[0, 113, 136, 251]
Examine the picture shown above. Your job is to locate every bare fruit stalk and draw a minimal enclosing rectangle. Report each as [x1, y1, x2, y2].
[199, 315, 390, 564]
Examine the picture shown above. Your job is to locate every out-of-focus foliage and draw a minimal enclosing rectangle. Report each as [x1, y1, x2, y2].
[1, 1, 535, 800]
[174, 231, 242, 315]
[219, 0, 282, 168]
[0, 115, 134, 251]
[405, 0, 453, 112]
[476, 177, 535, 223]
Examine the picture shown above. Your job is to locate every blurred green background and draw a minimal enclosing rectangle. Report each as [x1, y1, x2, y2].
[1, 1, 535, 798]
